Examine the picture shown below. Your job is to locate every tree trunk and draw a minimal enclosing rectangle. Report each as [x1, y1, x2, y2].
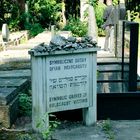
[17, 0, 25, 12]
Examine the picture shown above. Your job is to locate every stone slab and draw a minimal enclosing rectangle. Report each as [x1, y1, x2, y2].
[0, 88, 17, 105]
[97, 82, 127, 93]
[98, 65, 122, 71]
[112, 120, 140, 140]
[0, 96, 19, 128]
[0, 62, 30, 71]
[0, 78, 29, 105]
[0, 78, 28, 87]
[52, 124, 106, 140]
[0, 70, 31, 78]
[98, 72, 122, 81]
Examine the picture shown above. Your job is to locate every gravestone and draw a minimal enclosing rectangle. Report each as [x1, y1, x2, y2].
[29, 35, 100, 132]
[2, 24, 9, 42]
[88, 5, 98, 42]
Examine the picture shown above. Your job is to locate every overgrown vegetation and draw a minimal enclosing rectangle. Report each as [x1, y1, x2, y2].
[94, 2, 106, 36]
[0, 0, 20, 31]
[102, 119, 115, 140]
[19, 90, 32, 116]
[36, 113, 60, 140]
[0, 0, 62, 36]
[25, 23, 44, 37]
[63, 17, 88, 37]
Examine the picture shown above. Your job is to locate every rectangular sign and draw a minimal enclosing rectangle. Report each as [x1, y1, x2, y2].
[46, 53, 91, 112]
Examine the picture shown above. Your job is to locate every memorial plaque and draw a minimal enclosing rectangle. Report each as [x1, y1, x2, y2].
[29, 36, 99, 131]
[47, 53, 91, 112]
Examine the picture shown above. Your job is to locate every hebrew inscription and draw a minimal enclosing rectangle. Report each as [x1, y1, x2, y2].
[47, 54, 91, 112]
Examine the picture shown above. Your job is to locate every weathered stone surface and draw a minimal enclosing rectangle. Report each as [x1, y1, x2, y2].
[0, 78, 29, 128]
[0, 70, 31, 78]
[29, 35, 99, 55]
[0, 96, 19, 128]
[0, 88, 17, 105]
[0, 78, 28, 87]
[2, 24, 10, 42]
[97, 82, 126, 93]
[0, 78, 29, 105]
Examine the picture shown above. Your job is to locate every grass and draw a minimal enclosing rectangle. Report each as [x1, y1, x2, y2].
[102, 119, 115, 140]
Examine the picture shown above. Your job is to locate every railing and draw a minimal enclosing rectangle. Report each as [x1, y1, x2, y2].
[122, 21, 139, 91]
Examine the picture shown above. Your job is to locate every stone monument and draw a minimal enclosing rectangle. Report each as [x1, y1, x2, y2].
[88, 5, 98, 42]
[2, 23, 10, 51]
[2, 23, 9, 42]
[29, 35, 100, 132]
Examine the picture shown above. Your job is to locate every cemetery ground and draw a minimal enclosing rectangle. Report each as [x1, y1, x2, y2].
[0, 31, 140, 140]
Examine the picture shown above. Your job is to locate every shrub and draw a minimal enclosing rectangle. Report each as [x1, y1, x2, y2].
[95, 2, 106, 28]
[19, 92, 32, 116]
[0, 0, 20, 31]
[28, 0, 62, 28]
[95, 2, 106, 36]
[28, 23, 44, 37]
[63, 17, 88, 37]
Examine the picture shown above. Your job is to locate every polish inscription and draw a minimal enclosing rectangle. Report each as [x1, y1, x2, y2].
[47, 54, 91, 112]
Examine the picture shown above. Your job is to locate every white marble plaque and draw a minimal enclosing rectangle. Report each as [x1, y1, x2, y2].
[46, 53, 91, 112]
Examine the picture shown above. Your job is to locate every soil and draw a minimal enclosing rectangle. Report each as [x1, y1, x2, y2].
[0, 116, 85, 140]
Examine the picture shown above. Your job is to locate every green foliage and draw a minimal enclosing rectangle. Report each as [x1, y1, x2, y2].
[26, 23, 44, 37]
[0, 0, 20, 31]
[113, 0, 119, 6]
[36, 113, 60, 140]
[102, 119, 115, 140]
[89, 0, 98, 7]
[130, 11, 140, 22]
[19, 92, 32, 116]
[17, 134, 33, 140]
[94, 2, 106, 36]
[95, 2, 106, 28]
[0, 0, 62, 32]
[63, 17, 88, 37]
[8, 18, 20, 32]
[28, 0, 62, 28]
[98, 28, 105, 36]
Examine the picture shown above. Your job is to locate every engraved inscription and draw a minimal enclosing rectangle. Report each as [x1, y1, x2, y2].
[47, 54, 90, 112]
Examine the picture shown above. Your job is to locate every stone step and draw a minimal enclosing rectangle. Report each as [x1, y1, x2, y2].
[0, 61, 30, 70]
[0, 78, 29, 87]
[0, 69, 31, 78]
[97, 82, 127, 93]
[0, 88, 17, 105]
[98, 72, 122, 81]
[97, 64, 122, 71]
[0, 78, 29, 105]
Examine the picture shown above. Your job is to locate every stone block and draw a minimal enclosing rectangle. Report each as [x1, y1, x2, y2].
[0, 88, 17, 105]
[0, 96, 19, 128]
[0, 78, 28, 87]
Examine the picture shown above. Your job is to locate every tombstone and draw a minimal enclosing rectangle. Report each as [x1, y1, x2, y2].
[88, 5, 98, 42]
[51, 25, 55, 38]
[29, 35, 100, 132]
[2, 24, 10, 42]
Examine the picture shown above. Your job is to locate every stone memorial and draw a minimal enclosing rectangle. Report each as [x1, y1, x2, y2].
[2, 23, 9, 42]
[29, 35, 100, 132]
